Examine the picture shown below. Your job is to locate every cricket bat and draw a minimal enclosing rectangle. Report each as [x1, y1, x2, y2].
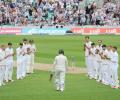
[49, 73, 54, 82]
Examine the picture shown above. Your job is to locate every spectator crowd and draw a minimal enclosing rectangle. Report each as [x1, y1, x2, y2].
[0, 0, 120, 27]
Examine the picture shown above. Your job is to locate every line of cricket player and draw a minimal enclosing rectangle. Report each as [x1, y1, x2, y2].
[0, 38, 36, 87]
[84, 36, 119, 89]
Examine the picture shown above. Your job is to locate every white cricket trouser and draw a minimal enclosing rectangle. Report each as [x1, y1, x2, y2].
[5, 61, 13, 81]
[101, 61, 109, 85]
[17, 60, 23, 79]
[97, 61, 102, 81]
[26, 55, 31, 73]
[30, 53, 35, 73]
[54, 69, 66, 90]
[107, 61, 112, 85]
[111, 63, 119, 87]
[85, 56, 91, 76]
[89, 56, 96, 79]
[94, 60, 99, 79]
[22, 55, 27, 77]
[0, 66, 6, 85]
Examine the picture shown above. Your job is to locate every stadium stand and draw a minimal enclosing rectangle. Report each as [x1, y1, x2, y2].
[0, 0, 120, 27]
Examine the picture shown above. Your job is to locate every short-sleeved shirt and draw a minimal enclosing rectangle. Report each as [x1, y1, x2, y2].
[0, 49, 6, 66]
[85, 41, 92, 57]
[54, 54, 68, 71]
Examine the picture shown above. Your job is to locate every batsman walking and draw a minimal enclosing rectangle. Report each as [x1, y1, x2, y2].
[52, 49, 68, 92]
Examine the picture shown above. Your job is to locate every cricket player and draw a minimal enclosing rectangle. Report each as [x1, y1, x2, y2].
[89, 43, 97, 79]
[0, 45, 6, 86]
[84, 36, 92, 77]
[26, 47, 32, 74]
[22, 38, 29, 77]
[111, 47, 119, 88]
[101, 45, 110, 85]
[16, 43, 24, 80]
[96, 40, 103, 49]
[5, 43, 14, 82]
[29, 40, 36, 73]
[106, 46, 113, 85]
[96, 40, 103, 82]
[53, 49, 68, 92]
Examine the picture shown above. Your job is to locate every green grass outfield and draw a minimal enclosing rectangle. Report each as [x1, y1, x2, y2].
[0, 35, 120, 67]
[0, 35, 120, 100]
[0, 70, 120, 100]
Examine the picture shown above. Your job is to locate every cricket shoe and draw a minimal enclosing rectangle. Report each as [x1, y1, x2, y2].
[89, 77, 93, 80]
[102, 81, 109, 86]
[5, 80, 9, 83]
[111, 86, 119, 89]
[0, 83, 2, 87]
[96, 79, 101, 82]
[2, 83, 6, 86]
[60, 88, 64, 92]
[56, 87, 60, 91]
[9, 80, 14, 82]
[17, 77, 23, 80]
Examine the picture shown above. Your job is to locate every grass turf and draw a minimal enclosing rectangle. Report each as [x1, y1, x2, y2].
[0, 70, 120, 100]
[0, 35, 120, 67]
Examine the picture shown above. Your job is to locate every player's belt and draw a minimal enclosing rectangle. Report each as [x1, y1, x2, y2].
[102, 64, 108, 65]
[0, 65, 6, 66]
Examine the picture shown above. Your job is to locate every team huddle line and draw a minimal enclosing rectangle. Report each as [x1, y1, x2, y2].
[0, 39, 36, 87]
[84, 36, 119, 89]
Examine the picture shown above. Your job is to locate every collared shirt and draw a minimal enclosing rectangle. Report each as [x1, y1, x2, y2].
[85, 41, 92, 57]
[31, 44, 36, 54]
[16, 47, 23, 61]
[0, 49, 6, 66]
[54, 54, 68, 71]
[23, 43, 31, 56]
[111, 51, 118, 64]
[90, 47, 96, 59]
[5, 47, 14, 62]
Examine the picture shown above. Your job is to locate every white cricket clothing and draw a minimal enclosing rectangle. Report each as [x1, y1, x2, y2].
[22, 44, 30, 76]
[0, 49, 6, 66]
[16, 47, 24, 79]
[16, 47, 23, 61]
[5, 48, 14, 81]
[96, 45, 103, 53]
[101, 49, 110, 85]
[111, 51, 119, 87]
[0, 49, 6, 86]
[54, 54, 68, 72]
[85, 41, 92, 76]
[27, 44, 36, 73]
[85, 41, 92, 57]
[30, 44, 36, 73]
[26, 53, 32, 73]
[31, 44, 36, 54]
[106, 50, 113, 85]
[53, 54, 68, 91]
[5, 48, 14, 62]
[89, 47, 97, 79]
[95, 45, 103, 81]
